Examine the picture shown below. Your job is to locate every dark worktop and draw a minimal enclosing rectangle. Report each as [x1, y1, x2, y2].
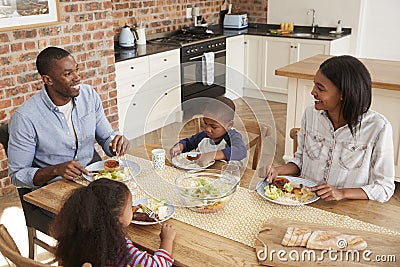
[114, 24, 351, 62]
[211, 23, 351, 41]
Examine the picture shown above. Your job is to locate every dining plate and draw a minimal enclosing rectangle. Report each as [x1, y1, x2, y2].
[256, 176, 319, 206]
[131, 198, 175, 225]
[172, 152, 215, 170]
[82, 159, 141, 183]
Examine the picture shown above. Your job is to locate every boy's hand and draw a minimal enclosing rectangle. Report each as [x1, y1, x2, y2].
[170, 143, 182, 158]
[197, 151, 215, 166]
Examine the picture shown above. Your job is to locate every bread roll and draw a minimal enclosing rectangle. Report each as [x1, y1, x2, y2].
[104, 159, 120, 171]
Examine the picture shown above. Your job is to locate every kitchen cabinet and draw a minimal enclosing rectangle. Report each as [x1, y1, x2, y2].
[115, 49, 181, 139]
[226, 35, 245, 99]
[243, 35, 351, 103]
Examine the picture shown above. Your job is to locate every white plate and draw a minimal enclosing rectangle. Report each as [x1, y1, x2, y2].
[256, 176, 319, 206]
[131, 198, 175, 225]
[82, 159, 141, 182]
[172, 152, 215, 170]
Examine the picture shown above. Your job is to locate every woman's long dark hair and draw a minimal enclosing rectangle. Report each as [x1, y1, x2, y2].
[50, 178, 131, 267]
[319, 55, 372, 136]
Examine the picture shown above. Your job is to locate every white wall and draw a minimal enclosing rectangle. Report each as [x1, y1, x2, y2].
[267, 0, 400, 60]
[268, 0, 363, 55]
[358, 0, 400, 60]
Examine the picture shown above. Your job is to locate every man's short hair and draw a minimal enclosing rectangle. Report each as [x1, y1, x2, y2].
[36, 47, 71, 76]
[204, 96, 236, 122]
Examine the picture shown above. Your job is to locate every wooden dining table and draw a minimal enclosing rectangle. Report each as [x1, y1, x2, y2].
[24, 144, 400, 266]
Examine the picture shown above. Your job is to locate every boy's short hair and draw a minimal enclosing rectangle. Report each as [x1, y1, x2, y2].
[204, 96, 235, 122]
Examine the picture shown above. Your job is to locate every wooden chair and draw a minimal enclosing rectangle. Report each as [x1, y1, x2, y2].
[190, 115, 271, 170]
[0, 223, 55, 267]
[290, 127, 300, 154]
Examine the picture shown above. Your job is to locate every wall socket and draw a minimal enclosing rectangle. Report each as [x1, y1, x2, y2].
[186, 7, 192, 19]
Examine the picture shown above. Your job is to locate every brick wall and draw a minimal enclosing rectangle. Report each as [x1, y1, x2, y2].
[111, 0, 223, 40]
[0, 0, 116, 172]
[233, 0, 268, 23]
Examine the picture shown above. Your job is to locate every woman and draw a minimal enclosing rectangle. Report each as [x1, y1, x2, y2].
[260, 55, 395, 202]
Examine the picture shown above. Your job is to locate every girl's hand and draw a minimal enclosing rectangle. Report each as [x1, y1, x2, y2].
[309, 183, 345, 201]
[160, 223, 176, 241]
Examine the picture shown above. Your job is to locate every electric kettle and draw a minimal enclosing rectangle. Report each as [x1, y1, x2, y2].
[119, 24, 138, 47]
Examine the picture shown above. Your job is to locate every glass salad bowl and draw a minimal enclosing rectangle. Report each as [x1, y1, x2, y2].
[174, 170, 240, 213]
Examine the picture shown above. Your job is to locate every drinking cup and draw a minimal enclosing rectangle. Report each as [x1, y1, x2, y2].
[152, 149, 165, 171]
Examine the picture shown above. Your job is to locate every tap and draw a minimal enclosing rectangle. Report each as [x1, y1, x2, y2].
[307, 9, 316, 33]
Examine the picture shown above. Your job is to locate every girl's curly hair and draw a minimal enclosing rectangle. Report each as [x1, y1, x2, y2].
[50, 178, 131, 267]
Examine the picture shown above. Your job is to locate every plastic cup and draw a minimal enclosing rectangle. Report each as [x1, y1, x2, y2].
[152, 149, 165, 171]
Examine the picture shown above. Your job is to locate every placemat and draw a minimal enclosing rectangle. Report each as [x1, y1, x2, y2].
[122, 155, 400, 248]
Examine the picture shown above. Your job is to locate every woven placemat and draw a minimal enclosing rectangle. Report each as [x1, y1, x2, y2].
[110, 155, 400, 248]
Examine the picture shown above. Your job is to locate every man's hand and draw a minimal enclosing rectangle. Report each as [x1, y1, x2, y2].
[258, 165, 277, 183]
[55, 161, 88, 180]
[110, 135, 129, 156]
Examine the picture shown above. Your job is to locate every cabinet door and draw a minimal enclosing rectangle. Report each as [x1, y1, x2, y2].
[226, 35, 245, 99]
[244, 35, 264, 89]
[294, 40, 330, 62]
[263, 37, 292, 95]
[149, 49, 180, 74]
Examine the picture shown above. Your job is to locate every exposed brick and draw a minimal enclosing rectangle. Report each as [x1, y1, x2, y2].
[24, 41, 36, 50]
[0, 33, 10, 43]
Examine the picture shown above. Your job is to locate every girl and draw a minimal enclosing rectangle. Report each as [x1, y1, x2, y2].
[50, 178, 176, 267]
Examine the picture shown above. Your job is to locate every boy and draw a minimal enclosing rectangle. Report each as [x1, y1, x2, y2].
[170, 96, 247, 166]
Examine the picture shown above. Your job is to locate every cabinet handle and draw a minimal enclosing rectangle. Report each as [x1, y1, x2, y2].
[130, 66, 134, 69]
[164, 75, 167, 78]
[244, 42, 247, 44]
[294, 46, 298, 49]
[164, 92, 168, 95]
[131, 84, 135, 87]
[132, 103, 136, 106]
[163, 59, 167, 62]
[290, 45, 293, 48]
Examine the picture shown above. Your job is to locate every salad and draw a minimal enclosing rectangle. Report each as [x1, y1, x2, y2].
[92, 167, 130, 181]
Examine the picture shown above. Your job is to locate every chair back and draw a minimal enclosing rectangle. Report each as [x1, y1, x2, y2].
[0, 122, 9, 156]
[290, 128, 300, 154]
[189, 115, 271, 170]
[0, 224, 53, 267]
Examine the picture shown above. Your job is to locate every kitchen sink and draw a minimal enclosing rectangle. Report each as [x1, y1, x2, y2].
[290, 32, 316, 37]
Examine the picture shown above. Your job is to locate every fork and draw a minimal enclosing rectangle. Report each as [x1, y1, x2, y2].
[141, 204, 162, 225]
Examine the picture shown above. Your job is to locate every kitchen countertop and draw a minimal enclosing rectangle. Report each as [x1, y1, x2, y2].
[275, 54, 400, 91]
[114, 24, 351, 62]
[114, 43, 180, 63]
[211, 23, 351, 41]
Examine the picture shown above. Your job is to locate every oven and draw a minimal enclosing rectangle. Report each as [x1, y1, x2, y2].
[180, 37, 226, 117]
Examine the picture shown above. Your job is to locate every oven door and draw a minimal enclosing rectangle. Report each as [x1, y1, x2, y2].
[181, 49, 226, 102]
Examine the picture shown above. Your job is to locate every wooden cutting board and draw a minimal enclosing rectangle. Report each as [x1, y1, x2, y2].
[255, 218, 400, 266]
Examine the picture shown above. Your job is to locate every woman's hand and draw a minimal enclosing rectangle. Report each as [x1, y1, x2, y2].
[258, 165, 277, 183]
[309, 184, 345, 201]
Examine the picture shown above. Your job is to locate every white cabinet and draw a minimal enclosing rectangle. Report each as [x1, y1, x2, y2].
[243, 35, 351, 103]
[226, 35, 245, 99]
[115, 49, 181, 139]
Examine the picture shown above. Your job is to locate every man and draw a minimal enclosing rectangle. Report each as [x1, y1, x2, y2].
[8, 46, 128, 188]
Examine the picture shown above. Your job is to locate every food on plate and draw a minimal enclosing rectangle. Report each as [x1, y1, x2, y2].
[132, 198, 170, 222]
[186, 152, 201, 161]
[92, 167, 130, 181]
[104, 159, 120, 171]
[281, 227, 368, 251]
[264, 177, 315, 203]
